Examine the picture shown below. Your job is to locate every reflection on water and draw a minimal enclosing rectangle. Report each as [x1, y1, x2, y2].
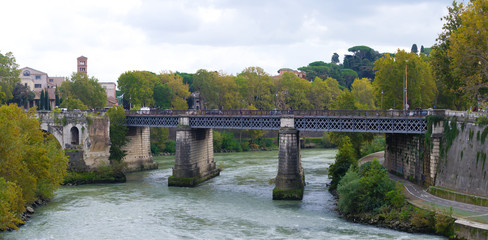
[2, 149, 444, 240]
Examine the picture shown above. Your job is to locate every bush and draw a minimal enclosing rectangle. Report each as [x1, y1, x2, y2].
[435, 207, 455, 237]
[321, 132, 336, 148]
[337, 158, 403, 215]
[165, 140, 176, 153]
[328, 137, 357, 190]
[151, 143, 160, 155]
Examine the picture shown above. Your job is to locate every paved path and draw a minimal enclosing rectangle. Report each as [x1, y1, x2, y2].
[360, 152, 488, 223]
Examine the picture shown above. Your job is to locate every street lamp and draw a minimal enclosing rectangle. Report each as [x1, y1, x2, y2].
[381, 90, 383, 111]
[404, 60, 408, 112]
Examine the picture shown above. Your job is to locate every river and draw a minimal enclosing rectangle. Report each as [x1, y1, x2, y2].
[2, 149, 444, 239]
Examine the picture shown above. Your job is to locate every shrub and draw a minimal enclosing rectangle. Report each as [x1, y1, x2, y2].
[165, 140, 176, 153]
[328, 137, 357, 190]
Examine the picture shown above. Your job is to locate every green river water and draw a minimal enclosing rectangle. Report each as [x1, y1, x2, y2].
[2, 149, 444, 239]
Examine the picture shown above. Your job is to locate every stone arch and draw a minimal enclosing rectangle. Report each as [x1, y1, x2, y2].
[41, 130, 62, 149]
[70, 126, 80, 145]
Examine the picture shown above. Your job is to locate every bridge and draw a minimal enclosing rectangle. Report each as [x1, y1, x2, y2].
[125, 109, 443, 200]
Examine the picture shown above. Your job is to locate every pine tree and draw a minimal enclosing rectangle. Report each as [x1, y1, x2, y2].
[420, 45, 425, 53]
[411, 44, 418, 54]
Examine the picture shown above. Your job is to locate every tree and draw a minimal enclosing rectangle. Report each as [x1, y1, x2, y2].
[0, 51, 20, 103]
[448, 0, 488, 106]
[430, 1, 464, 109]
[411, 44, 418, 54]
[280, 72, 312, 110]
[9, 83, 35, 108]
[39, 89, 45, 110]
[373, 50, 436, 110]
[106, 106, 129, 162]
[420, 45, 425, 54]
[159, 72, 190, 110]
[351, 78, 375, 110]
[328, 137, 357, 190]
[0, 104, 68, 230]
[332, 53, 340, 63]
[193, 69, 218, 109]
[153, 83, 173, 109]
[236, 67, 274, 110]
[59, 72, 107, 109]
[118, 71, 158, 108]
[59, 98, 88, 110]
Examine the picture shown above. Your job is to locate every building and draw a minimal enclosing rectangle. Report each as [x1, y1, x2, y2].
[19, 67, 65, 109]
[277, 68, 307, 80]
[100, 82, 118, 108]
[77, 56, 87, 74]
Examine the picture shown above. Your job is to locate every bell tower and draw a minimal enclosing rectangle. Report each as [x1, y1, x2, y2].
[77, 56, 87, 74]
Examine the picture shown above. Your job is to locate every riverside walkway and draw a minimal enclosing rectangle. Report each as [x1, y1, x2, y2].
[360, 152, 488, 238]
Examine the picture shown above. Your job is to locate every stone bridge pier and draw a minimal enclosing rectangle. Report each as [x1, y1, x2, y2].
[122, 126, 158, 172]
[168, 117, 220, 187]
[273, 116, 305, 200]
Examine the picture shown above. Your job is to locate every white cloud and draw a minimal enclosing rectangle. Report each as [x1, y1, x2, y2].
[0, 0, 454, 83]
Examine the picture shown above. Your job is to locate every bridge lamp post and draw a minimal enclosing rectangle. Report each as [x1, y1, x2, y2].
[381, 90, 383, 111]
[403, 60, 408, 112]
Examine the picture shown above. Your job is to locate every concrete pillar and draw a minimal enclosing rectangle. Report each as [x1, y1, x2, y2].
[122, 126, 158, 172]
[169, 123, 220, 187]
[273, 116, 304, 200]
[429, 121, 444, 185]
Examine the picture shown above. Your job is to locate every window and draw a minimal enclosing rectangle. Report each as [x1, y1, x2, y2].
[23, 70, 30, 76]
[24, 83, 27, 87]
[49, 79, 53, 82]
[34, 84, 41, 88]
[35, 75, 41, 79]
[79, 68, 85, 72]
[79, 61, 85, 65]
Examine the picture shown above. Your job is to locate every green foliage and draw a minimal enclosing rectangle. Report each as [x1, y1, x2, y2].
[153, 82, 173, 109]
[448, 0, 488, 106]
[64, 165, 126, 185]
[373, 50, 436, 110]
[164, 140, 176, 154]
[443, 118, 459, 152]
[59, 98, 88, 110]
[434, 207, 455, 237]
[118, 71, 158, 107]
[106, 106, 129, 162]
[336, 159, 403, 214]
[328, 137, 357, 190]
[9, 83, 35, 108]
[360, 135, 385, 157]
[59, 72, 106, 109]
[0, 105, 68, 230]
[320, 132, 336, 148]
[150, 128, 169, 154]
[411, 44, 418, 54]
[0, 51, 20, 103]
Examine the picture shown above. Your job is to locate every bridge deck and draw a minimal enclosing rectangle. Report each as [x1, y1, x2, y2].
[126, 110, 428, 134]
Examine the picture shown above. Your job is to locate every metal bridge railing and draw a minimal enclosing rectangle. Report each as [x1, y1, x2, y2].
[125, 109, 430, 117]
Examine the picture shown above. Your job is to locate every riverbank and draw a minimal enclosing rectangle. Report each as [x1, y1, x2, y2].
[356, 151, 488, 239]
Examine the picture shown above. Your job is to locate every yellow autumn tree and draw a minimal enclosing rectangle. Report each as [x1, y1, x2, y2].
[0, 104, 68, 230]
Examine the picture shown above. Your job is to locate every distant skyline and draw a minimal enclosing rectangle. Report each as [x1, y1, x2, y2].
[2, 0, 454, 82]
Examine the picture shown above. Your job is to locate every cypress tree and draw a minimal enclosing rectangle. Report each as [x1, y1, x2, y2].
[45, 89, 50, 110]
[40, 90, 45, 110]
[411, 44, 418, 54]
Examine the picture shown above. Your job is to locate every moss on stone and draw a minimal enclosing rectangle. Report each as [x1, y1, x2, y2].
[168, 169, 221, 187]
[428, 186, 488, 207]
[272, 188, 304, 200]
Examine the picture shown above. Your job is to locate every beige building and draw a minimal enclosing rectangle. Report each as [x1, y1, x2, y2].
[19, 67, 65, 109]
[100, 82, 118, 108]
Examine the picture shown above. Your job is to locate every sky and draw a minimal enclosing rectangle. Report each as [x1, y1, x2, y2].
[1, 0, 454, 83]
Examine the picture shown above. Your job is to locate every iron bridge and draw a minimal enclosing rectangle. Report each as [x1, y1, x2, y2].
[125, 110, 428, 134]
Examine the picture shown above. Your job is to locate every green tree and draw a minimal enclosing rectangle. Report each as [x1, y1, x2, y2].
[308, 77, 334, 110]
[448, 0, 488, 106]
[328, 137, 357, 190]
[106, 106, 129, 162]
[159, 72, 190, 110]
[8, 83, 35, 108]
[332, 53, 340, 63]
[118, 71, 158, 108]
[280, 72, 312, 110]
[59, 72, 107, 109]
[420, 45, 425, 54]
[411, 44, 418, 54]
[430, 1, 465, 109]
[39, 89, 45, 110]
[0, 51, 20, 103]
[351, 78, 375, 110]
[193, 69, 218, 109]
[236, 67, 274, 110]
[150, 128, 169, 154]
[59, 98, 88, 110]
[373, 50, 436, 110]
[153, 82, 173, 109]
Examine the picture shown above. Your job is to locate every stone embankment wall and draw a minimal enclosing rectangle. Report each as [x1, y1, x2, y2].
[435, 121, 488, 197]
[384, 134, 432, 186]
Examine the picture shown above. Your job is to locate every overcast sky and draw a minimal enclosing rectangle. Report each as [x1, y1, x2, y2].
[1, 0, 454, 83]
